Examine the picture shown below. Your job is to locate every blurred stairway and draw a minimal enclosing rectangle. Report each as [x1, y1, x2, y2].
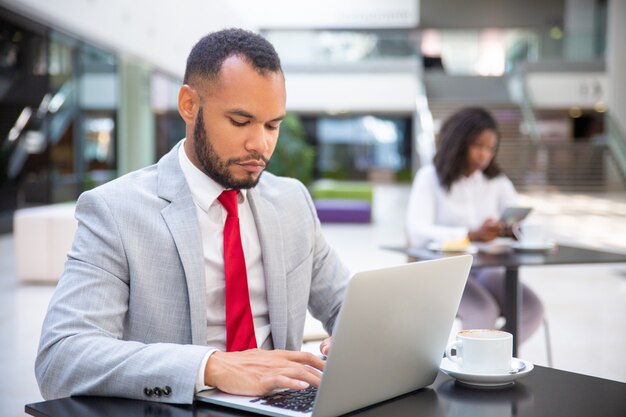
[496, 141, 611, 190]
[0, 72, 56, 233]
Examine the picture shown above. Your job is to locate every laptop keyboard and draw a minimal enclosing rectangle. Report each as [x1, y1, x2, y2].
[250, 386, 318, 413]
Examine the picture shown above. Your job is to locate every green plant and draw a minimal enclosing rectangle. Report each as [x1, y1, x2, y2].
[266, 113, 315, 185]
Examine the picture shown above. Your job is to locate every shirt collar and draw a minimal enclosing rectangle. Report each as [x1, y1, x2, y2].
[460, 169, 485, 184]
[178, 139, 247, 212]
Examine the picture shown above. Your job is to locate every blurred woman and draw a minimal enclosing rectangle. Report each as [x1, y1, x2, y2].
[406, 107, 543, 343]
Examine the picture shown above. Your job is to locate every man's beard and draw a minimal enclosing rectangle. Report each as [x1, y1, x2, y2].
[193, 108, 268, 189]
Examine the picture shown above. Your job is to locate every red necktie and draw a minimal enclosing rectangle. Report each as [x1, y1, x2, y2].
[218, 190, 257, 352]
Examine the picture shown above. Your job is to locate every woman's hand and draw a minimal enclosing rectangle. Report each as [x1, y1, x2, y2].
[468, 218, 504, 242]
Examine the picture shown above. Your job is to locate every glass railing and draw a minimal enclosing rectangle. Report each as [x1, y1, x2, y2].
[5, 79, 77, 179]
[264, 27, 605, 78]
[48, 81, 77, 145]
[507, 68, 540, 142]
[414, 82, 435, 169]
[607, 114, 626, 182]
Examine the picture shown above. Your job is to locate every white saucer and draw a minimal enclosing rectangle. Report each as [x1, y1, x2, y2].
[439, 357, 533, 388]
[475, 238, 515, 254]
[427, 242, 478, 254]
[512, 241, 556, 251]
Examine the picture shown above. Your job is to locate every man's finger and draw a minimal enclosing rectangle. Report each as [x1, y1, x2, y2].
[265, 375, 312, 391]
[280, 366, 323, 388]
[282, 350, 325, 371]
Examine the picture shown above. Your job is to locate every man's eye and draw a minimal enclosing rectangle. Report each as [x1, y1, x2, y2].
[230, 118, 249, 127]
[266, 124, 280, 131]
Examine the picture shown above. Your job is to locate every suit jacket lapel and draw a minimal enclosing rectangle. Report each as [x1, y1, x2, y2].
[157, 142, 207, 346]
[248, 187, 288, 349]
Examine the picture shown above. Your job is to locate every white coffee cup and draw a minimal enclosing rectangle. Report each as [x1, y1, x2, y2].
[445, 329, 513, 374]
[513, 222, 546, 246]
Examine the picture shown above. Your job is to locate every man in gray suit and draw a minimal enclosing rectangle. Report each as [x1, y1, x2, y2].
[36, 28, 350, 405]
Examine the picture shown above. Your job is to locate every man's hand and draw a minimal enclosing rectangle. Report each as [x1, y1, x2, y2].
[204, 349, 325, 396]
[468, 218, 504, 242]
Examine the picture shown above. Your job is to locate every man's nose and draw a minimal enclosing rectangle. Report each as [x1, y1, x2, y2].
[245, 124, 270, 154]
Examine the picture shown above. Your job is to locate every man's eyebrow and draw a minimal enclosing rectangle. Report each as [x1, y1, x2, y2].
[227, 109, 255, 119]
[270, 114, 286, 123]
[226, 109, 286, 123]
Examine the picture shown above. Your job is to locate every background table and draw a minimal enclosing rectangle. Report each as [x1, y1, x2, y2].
[26, 366, 626, 417]
[391, 244, 626, 355]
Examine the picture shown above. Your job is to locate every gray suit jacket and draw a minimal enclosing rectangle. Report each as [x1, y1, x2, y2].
[35, 142, 350, 404]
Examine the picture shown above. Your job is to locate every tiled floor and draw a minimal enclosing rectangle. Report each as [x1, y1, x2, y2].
[1, 186, 625, 417]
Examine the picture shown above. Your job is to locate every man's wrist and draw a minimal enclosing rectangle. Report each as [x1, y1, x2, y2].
[196, 349, 219, 392]
[204, 350, 225, 388]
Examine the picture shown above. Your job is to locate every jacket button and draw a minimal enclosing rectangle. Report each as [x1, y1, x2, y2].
[153, 387, 162, 397]
[163, 386, 172, 397]
[144, 387, 153, 397]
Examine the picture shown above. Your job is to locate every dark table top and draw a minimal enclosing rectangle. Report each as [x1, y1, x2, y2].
[401, 244, 626, 269]
[26, 366, 626, 417]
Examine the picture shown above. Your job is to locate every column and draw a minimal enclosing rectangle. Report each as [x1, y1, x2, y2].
[117, 58, 155, 175]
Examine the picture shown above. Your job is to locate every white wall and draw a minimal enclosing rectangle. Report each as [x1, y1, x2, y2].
[0, 0, 246, 77]
[285, 72, 417, 113]
[0, 0, 419, 77]
[525, 72, 607, 109]
[231, 0, 418, 29]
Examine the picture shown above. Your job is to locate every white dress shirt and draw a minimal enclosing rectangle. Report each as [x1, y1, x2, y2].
[406, 165, 517, 247]
[178, 141, 272, 391]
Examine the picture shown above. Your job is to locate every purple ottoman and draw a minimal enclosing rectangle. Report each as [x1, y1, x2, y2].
[314, 199, 372, 223]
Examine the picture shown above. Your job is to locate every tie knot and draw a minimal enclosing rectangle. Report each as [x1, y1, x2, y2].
[218, 190, 239, 217]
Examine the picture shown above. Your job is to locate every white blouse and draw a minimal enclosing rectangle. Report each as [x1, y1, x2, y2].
[406, 165, 517, 247]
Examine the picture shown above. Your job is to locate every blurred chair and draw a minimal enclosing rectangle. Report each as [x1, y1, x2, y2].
[311, 180, 373, 223]
[314, 199, 371, 223]
[311, 179, 373, 203]
[14, 202, 76, 283]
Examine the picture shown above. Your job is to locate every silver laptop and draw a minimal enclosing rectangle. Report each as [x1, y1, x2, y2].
[195, 255, 472, 417]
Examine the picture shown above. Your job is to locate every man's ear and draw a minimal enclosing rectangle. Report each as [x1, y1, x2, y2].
[178, 84, 200, 124]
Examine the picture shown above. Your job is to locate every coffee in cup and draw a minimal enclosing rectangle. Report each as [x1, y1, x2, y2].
[445, 329, 513, 374]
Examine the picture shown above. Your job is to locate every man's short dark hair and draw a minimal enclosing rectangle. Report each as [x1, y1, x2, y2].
[183, 28, 282, 86]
